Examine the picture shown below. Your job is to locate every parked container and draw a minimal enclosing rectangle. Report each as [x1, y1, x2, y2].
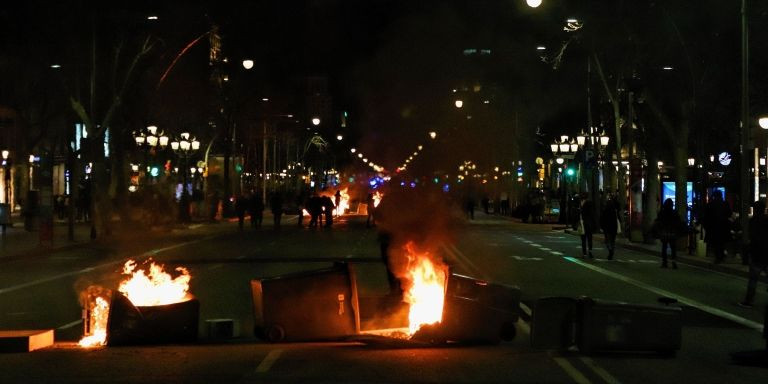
[251, 263, 360, 342]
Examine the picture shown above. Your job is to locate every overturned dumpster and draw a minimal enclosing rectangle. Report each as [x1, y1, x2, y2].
[79, 259, 198, 347]
[531, 296, 682, 355]
[251, 263, 361, 342]
[411, 272, 520, 344]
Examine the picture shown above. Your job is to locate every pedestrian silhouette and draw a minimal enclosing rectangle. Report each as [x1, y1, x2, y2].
[703, 190, 732, 264]
[248, 192, 264, 228]
[653, 198, 684, 268]
[321, 195, 335, 227]
[334, 190, 342, 216]
[600, 193, 621, 260]
[269, 192, 283, 228]
[235, 193, 248, 231]
[577, 195, 597, 258]
[366, 193, 376, 227]
[308, 193, 322, 228]
[738, 200, 768, 308]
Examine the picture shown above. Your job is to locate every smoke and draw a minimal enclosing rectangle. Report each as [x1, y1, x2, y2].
[375, 186, 461, 281]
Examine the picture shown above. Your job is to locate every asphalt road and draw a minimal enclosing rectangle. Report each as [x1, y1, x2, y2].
[1, 212, 767, 383]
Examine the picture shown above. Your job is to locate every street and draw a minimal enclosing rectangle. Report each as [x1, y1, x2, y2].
[1, 212, 767, 384]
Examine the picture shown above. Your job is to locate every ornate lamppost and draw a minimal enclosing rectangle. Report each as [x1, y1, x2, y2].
[133, 125, 169, 186]
[170, 132, 200, 223]
[551, 136, 578, 224]
[576, 127, 610, 206]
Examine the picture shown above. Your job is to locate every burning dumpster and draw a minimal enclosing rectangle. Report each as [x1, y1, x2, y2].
[411, 272, 520, 344]
[251, 263, 360, 342]
[79, 259, 198, 347]
[106, 292, 199, 346]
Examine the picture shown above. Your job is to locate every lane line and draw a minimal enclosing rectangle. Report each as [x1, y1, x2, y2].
[0, 237, 209, 296]
[564, 256, 764, 332]
[255, 349, 284, 373]
[552, 357, 592, 384]
[58, 319, 82, 330]
[579, 356, 622, 384]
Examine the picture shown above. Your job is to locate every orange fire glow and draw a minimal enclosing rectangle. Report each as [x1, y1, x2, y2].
[118, 260, 192, 306]
[372, 191, 383, 208]
[402, 242, 448, 335]
[78, 259, 192, 348]
[333, 188, 350, 216]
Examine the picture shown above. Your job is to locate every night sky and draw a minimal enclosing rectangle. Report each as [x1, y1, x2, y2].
[1, 0, 766, 175]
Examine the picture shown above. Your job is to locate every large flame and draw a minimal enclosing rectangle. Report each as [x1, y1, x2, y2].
[118, 260, 191, 306]
[78, 295, 110, 347]
[402, 242, 448, 335]
[334, 188, 350, 216]
[78, 259, 192, 347]
[372, 191, 383, 208]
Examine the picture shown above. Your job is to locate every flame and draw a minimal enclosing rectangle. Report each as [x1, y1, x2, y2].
[118, 260, 191, 306]
[78, 259, 192, 348]
[372, 191, 383, 208]
[78, 295, 109, 348]
[402, 242, 448, 335]
[333, 188, 350, 216]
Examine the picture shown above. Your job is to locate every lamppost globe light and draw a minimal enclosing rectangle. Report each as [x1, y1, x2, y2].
[242, 59, 254, 69]
[312, 117, 321, 126]
[454, 100, 464, 108]
[429, 131, 437, 139]
[759, 116, 768, 129]
[526, 0, 542, 8]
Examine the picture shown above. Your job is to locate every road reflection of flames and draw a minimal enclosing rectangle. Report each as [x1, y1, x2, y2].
[403, 241, 448, 335]
[78, 259, 192, 348]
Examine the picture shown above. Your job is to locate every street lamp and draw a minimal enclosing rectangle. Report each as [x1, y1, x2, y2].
[526, 0, 542, 8]
[170, 132, 200, 223]
[2, 150, 10, 207]
[134, 125, 169, 186]
[575, 127, 610, 204]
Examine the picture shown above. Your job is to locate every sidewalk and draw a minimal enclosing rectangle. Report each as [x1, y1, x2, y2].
[563, 228, 754, 279]
[0, 218, 95, 261]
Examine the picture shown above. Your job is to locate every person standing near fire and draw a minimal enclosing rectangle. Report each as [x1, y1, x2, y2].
[269, 192, 283, 228]
[366, 193, 376, 227]
[334, 190, 342, 217]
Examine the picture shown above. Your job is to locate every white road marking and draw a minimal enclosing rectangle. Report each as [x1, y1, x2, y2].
[550, 251, 564, 256]
[540, 247, 552, 252]
[0, 237, 208, 296]
[564, 256, 764, 332]
[511, 255, 543, 261]
[255, 349, 284, 373]
[552, 357, 592, 384]
[580, 356, 622, 384]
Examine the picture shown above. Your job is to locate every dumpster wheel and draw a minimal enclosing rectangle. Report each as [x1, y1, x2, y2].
[264, 324, 286, 343]
[500, 321, 516, 341]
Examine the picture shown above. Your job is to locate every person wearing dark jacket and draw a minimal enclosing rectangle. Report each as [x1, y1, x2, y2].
[600, 194, 621, 260]
[703, 190, 732, 264]
[738, 200, 768, 308]
[577, 196, 597, 258]
[654, 198, 684, 268]
[248, 193, 264, 228]
[269, 192, 283, 228]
